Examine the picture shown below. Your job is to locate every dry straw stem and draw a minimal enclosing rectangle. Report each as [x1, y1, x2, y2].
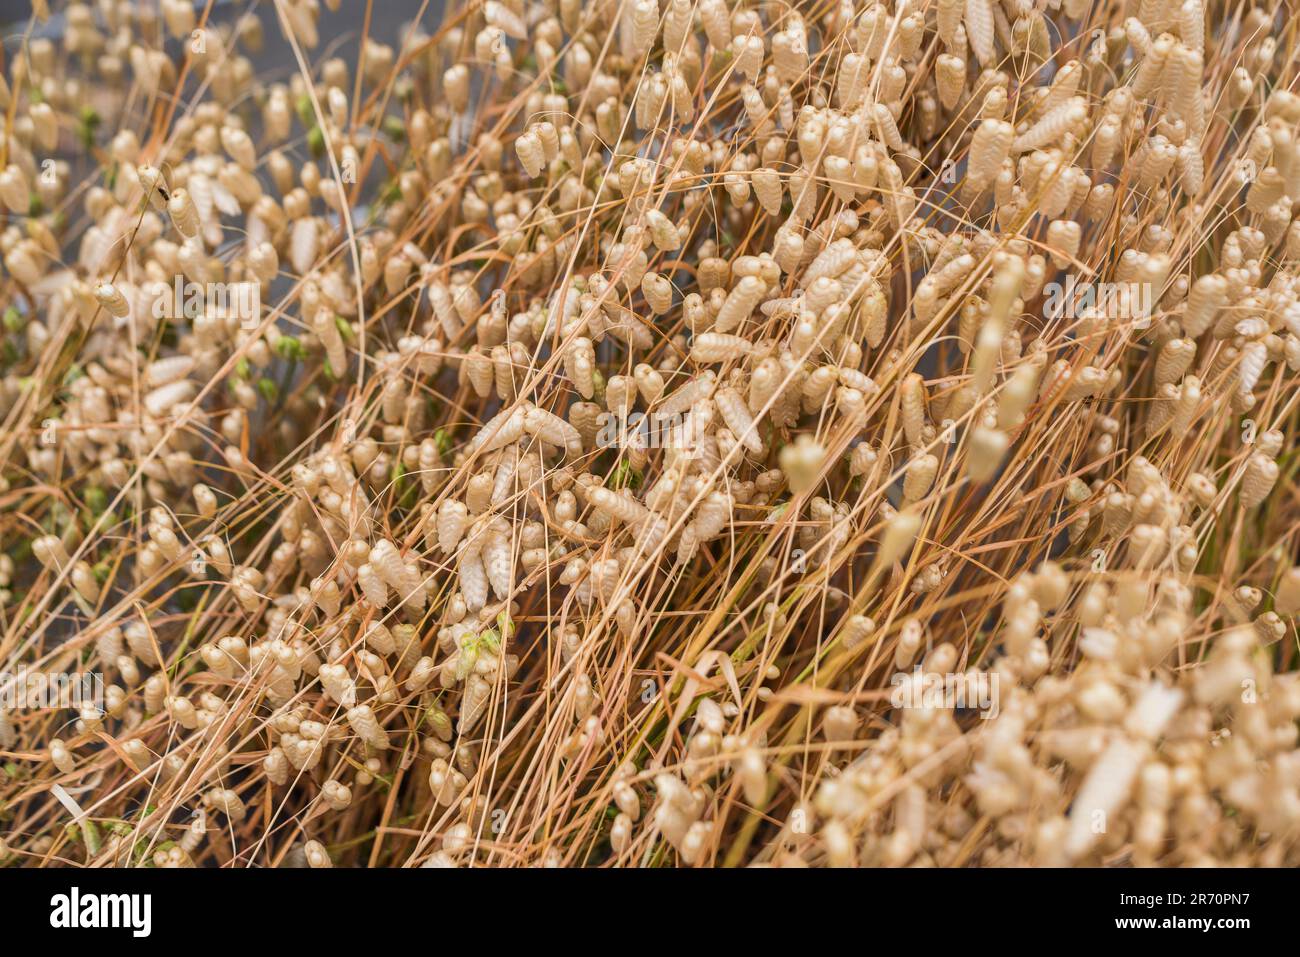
[2, 0, 1300, 870]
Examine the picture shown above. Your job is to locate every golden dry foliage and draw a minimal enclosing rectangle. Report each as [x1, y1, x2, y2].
[1, 0, 1300, 868]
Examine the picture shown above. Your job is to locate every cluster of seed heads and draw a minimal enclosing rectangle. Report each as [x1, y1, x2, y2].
[1, 0, 1300, 868]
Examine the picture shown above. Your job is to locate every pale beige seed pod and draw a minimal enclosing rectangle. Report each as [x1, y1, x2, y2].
[385, 252, 412, 295]
[903, 454, 939, 503]
[50, 739, 76, 774]
[1135, 136, 1178, 189]
[846, 441, 878, 478]
[1171, 375, 1202, 434]
[1170, 47, 1205, 136]
[310, 576, 341, 618]
[799, 366, 835, 413]
[748, 357, 782, 414]
[1238, 340, 1268, 394]
[841, 614, 877, 651]
[589, 487, 652, 527]
[5, 241, 42, 286]
[125, 621, 163, 668]
[772, 29, 808, 83]
[997, 363, 1039, 430]
[859, 284, 888, 349]
[437, 498, 469, 555]
[699, 0, 731, 49]
[966, 426, 1009, 483]
[482, 524, 513, 600]
[564, 336, 597, 399]
[1013, 98, 1087, 153]
[463, 471, 494, 516]
[95, 627, 125, 666]
[1155, 338, 1196, 385]
[869, 103, 904, 153]
[1045, 220, 1081, 267]
[218, 634, 250, 670]
[406, 656, 437, 693]
[1132, 34, 1173, 100]
[149, 522, 184, 562]
[752, 168, 783, 215]
[715, 387, 762, 453]
[459, 674, 493, 734]
[965, 0, 995, 64]
[28, 108, 59, 154]
[444, 64, 471, 112]
[691, 332, 752, 364]
[773, 228, 804, 272]
[629, 0, 659, 56]
[535, 122, 559, 161]
[662, 0, 693, 51]
[369, 539, 411, 593]
[347, 704, 389, 750]
[198, 642, 235, 681]
[0, 165, 28, 213]
[312, 308, 347, 375]
[289, 217, 322, 276]
[900, 373, 927, 447]
[936, 54, 966, 110]
[937, 0, 963, 45]
[1182, 273, 1226, 338]
[167, 695, 200, 730]
[874, 508, 922, 572]
[733, 35, 765, 82]
[967, 117, 1013, 189]
[321, 779, 352, 811]
[894, 619, 925, 670]
[1124, 15, 1152, 54]
[319, 663, 356, 707]
[524, 406, 583, 457]
[168, 188, 200, 239]
[264, 746, 290, 785]
[220, 125, 257, 171]
[642, 272, 673, 314]
[459, 550, 490, 613]
[823, 155, 856, 202]
[161, 0, 196, 35]
[327, 87, 349, 128]
[145, 355, 195, 388]
[136, 164, 169, 211]
[1179, 0, 1205, 51]
[1275, 567, 1300, 615]
[205, 788, 246, 822]
[927, 254, 976, 299]
[119, 738, 149, 772]
[645, 209, 681, 251]
[465, 406, 527, 457]
[356, 562, 389, 608]
[1177, 142, 1204, 195]
[1146, 382, 1178, 436]
[714, 276, 766, 333]
[515, 130, 545, 178]
[734, 747, 767, 806]
[1239, 452, 1278, 508]
[1092, 115, 1122, 170]
[304, 840, 332, 868]
[248, 241, 279, 282]
[364, 621, 397, 657]
[634, 363, 665, 405]
[611, 813, 633, 853]
[464, 349, 494, 397]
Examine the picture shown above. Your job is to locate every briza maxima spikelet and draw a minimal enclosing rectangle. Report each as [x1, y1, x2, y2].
[6, 0, 1300, 871]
